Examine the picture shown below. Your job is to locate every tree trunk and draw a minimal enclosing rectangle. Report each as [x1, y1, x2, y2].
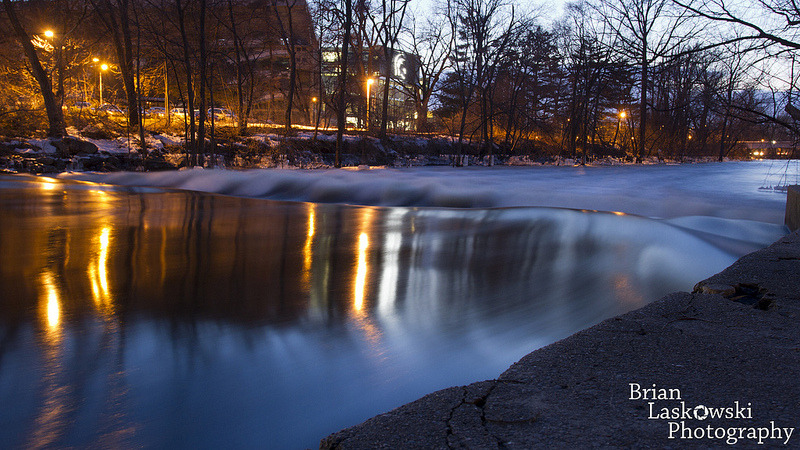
[379, 47, 391, 139]
[227, 0, 246, 135]
[198, 0, 207, 164]
[335, 0, 353, 168]
[120, 0, 140, 128]
[274, 0, 298, 136]
[176, 0, 196, 165]
[3, 0, 65, 137]
[638, 44, 647, 163]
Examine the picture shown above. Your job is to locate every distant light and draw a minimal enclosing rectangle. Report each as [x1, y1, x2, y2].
[312, 97, 317, 102]
[44, 30, 54, 38]
[93, 57, 99, 62]
[101, 64, 108, 71]
[772, 140, 777, 145]
[619, 111, 626, 119]
[367, 78, 375, 86]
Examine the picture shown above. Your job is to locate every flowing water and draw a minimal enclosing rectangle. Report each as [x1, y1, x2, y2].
[0, 165, 788, 449]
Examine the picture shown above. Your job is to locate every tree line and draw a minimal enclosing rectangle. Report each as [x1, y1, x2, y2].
[1, 0, 799, 165]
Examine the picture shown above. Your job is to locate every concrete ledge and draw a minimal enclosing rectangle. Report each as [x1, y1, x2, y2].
[786, 185, 800, 231]
[321, 232, 800, 449]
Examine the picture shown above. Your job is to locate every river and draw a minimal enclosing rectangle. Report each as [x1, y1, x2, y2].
[0, 163, 789, 448]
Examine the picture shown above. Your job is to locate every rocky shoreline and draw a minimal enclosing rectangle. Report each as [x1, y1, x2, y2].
[320, 230, 800, 449]
[2, 134, 736, 175]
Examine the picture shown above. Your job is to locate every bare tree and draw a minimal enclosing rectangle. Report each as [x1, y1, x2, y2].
[598, 0, 693, 161]
[404, 10, 453, 132]
[673, 0, 800, 141]
[2, 0, 66, 137]
[372, 0, 409, 138]
[273, 0, 301, 135]
[446, 0, 515, 164]
[90, 0, 141, 129]
[336, 0, 354, 167]
[674, 0, 800, 51]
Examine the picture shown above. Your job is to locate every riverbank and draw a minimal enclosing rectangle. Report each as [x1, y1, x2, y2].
[321, 230, 800, 448]
[1, 132, 739, 174]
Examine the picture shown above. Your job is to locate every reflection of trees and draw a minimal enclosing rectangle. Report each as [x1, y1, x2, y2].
[0, 176, 666, 446]
[0, 177, 653, 338]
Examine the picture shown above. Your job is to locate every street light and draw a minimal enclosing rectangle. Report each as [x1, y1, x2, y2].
[311, 96, 318, 126]
[93, 59, 108, 106]
[366, 78, 375, 131]
[613, 110, 626, 149]
[44, 30, 54, 38]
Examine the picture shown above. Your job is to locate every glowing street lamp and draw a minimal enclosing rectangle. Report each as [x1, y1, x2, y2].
[44, 29, 54, 38]
[613, 110, 626, 149]
[93, 58, 109, 106]
[365, 78, 375, 131]
[312, 96, 318, 126]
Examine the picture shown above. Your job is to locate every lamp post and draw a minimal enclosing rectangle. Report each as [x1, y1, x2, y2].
[44, 30, 55, 86]
[93, 58, 108, 106]
[43, 30, 60, 101]
[312, 96, 317, 126]
[366, 78, 374, 131]
[613, 110, 626, 150]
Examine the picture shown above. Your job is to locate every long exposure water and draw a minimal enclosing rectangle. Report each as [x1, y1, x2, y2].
[0, 163, 789, 448]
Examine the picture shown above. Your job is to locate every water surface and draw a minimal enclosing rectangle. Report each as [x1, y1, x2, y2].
[0, 173, 786, 448]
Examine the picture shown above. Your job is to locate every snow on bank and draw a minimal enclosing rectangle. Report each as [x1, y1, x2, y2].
[58, 160, 787, 224]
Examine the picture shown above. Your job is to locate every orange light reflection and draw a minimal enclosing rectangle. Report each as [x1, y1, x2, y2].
[41, 272, 61, 331]
[89, 226, 114, 313]
[354, 232, 369, 311]
[302, 205, 317, 288]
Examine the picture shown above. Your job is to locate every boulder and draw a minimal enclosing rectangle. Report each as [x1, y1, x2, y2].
[51, 137, 99, 157]
[144, 157, 177, 171]
[81, 124, 113, 140]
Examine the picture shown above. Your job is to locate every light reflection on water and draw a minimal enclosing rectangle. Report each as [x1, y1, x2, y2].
[0, 174, 784, 449]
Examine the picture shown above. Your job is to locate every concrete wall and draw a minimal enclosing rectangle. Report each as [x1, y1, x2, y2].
[787, 185, 800, 231]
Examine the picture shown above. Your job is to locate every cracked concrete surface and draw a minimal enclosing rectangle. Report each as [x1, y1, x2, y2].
[320, 232, 800, 449]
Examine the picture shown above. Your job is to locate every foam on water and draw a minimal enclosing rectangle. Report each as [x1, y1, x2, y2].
[57, 162, 789, 248]
[58, 161, 786, 220]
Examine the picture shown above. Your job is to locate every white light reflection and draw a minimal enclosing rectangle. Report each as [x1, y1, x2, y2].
[350, 208, 385, 351]
[377, 209, 405, 319]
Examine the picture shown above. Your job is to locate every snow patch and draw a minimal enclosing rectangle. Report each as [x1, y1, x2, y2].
[27, 139, 57, 154]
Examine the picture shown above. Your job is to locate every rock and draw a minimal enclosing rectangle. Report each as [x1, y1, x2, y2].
[106, 156, 121, 170]
[81, 124, 113, 140]
[144, 158, 177, 171]
[51, 137, 98, 157]
[82, 156, 105, 171]
[693, 283, 736, 297]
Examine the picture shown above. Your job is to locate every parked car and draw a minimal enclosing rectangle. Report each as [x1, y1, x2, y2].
[170, 107, 200, 119]
[96, 104, 124, 115]
[207, 107, 235, 121]
[146, 106, 166, 117]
